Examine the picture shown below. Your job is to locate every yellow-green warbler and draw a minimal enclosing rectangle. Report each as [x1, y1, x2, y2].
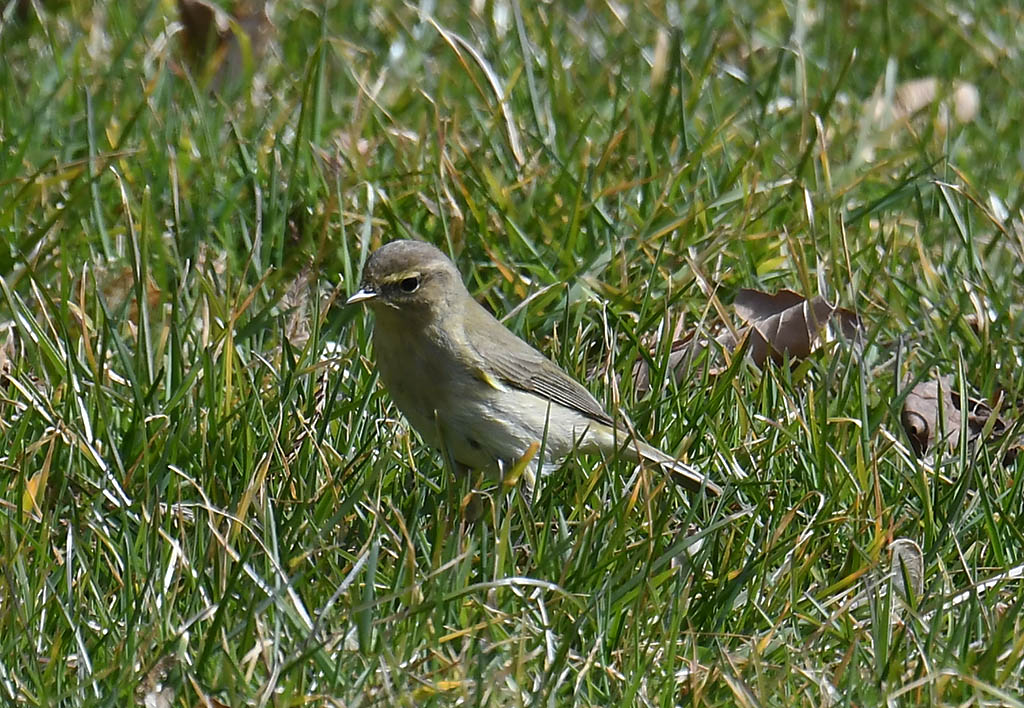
[347, 240, 722, 497]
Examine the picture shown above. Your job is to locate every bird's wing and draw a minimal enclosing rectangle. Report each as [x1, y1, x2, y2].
[463, 303, 614, 426]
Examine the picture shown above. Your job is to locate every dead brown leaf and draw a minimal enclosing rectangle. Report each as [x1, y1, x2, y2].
[632, 288, 861, 396]
[734, 288, 861, 367]
[901, 378, 960, 456]
[633, 328, 737, 397]
[901, 376, 1021, 464]
[889, 538, 924, 603]
[89, 265, 162, 323]
[10, 0, 70, 26]
[177, 0, 272, 91]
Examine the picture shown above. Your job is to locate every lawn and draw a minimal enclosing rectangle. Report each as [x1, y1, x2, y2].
[1, 0, 1023, 705]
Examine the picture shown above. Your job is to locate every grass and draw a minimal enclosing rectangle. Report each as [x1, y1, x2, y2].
[1, 0, 1023, 705]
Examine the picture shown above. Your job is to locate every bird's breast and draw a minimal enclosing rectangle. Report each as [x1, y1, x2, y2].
[371, 314, 608, 471]
[372, 319, 457, 444]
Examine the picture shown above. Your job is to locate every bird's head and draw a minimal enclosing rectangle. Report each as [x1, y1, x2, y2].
[346, 240, 466, 320]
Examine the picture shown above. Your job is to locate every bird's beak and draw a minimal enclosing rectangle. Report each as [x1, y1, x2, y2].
[346, 287, 378, 305]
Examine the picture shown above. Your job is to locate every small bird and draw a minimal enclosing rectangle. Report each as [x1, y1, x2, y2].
[347, 240, 722, 497]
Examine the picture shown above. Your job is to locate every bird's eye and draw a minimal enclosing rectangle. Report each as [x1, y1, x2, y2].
[399, 276, 420, 293]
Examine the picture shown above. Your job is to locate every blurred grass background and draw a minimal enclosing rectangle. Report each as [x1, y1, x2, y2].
[1, 0, 1023, 704]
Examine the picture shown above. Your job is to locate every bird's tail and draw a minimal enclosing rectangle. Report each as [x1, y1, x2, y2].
[633, 440, 723, 497]
[578, 422, 724, 497]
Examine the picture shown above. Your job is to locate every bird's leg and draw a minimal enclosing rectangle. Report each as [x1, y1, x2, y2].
[502, 441, 541, 504]
[433, 409, 460, 478]
[431, 410, 481, 519]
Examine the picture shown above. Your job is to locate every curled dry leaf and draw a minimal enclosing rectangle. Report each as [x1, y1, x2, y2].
[901, 375, 1021, 464]
[66, 264, 162, 345]
[860, 538, 924, 629]
[633, 328, 737, 397]
[889, 538, 924, 603]
[632, 289, 860, 396]
[901, 378, 961, 456]
[9, 0, 73, 27]
[88, 265, 163, 324]
[177, 0, 272, 90]
[734, 289, 861, 367]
